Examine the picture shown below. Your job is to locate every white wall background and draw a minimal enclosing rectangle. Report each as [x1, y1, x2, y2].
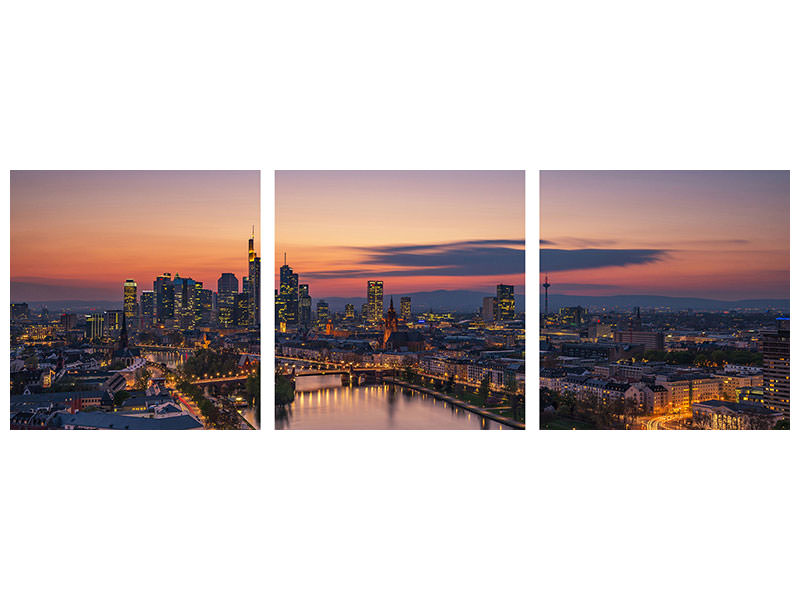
[1, 2, 797, 600]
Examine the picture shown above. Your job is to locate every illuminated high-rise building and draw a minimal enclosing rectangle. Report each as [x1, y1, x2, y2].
[85, 313, 105, 340]
[11, 303, 29, 321]
[105, 310, 124, 336]
[299, 284, 312, 326]
[367, 280, 384, 325]
[400, 297, 411, 321]
[218, 273, 238, 295]
[123, 279, 137, 320]
[345, 303, 355, 320]
[154, 273, 174, 323]
[496, 284, 515, 321]
[140, 291, 155, 327]
[248, 230, 261, 327]
[482, 297, 496, 322]
[762, 318, 790, 415]
[361, 303, 369, 322]
[275, 290, 286, 326]
[217, 273, 238, 328]
[197, 285, 212, 326]
[278, 256, 299, 325]
[60, 312, 77, 333]
[172, 274, 190, 327]
[234, 292, 250, 327]
[317, 300, 329, 323]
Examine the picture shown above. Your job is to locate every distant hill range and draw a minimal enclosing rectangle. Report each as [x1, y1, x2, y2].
[318, 290, 526, 313]
[17, 290, 527, 315]
[17, 300, 123, 313]
[541, 293, 789, 311]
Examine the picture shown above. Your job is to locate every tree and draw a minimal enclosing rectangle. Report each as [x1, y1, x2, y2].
[275, 375, 294, 406]
[245, 367, 260, 407]
[504, 371, 518, 394]
[774, 418, 790, 430]
[479, 374, 491, 403]
[556, 391, 576, 418]
[509, 394, 523, 423]
[113, 390, 130, 407]
[540, 388, 556, 414]
[134, 367, 151, 390]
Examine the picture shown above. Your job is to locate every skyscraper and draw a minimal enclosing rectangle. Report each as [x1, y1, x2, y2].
[249, 230, 261, 327]
[105, 310, 124, 335]
[60, 312, 77, 333]
[482, 297, 496, 322]
[762, 318, 790, 415]
[274, 290, 286, 327]
[217, 273, 238, 328]
[154, 273, 174, 323]
[198, 285, 213, 326]
[10, 303, 29, 321]
[172, 274, 193, 327]
[234, 292, 250, 327]
[496, 284, 515, 321]
[123, 279, 137, 320]
[317, 300, 329, 323]
[299, 284, 312, 326]
[345, 303, 355, 320]
[278, 257, 299, 325]
[140, 291, 155, 328]
[400, 296, 411, 321]
[367, 280, 384, 325]
[86, 313, 105, 340]
[218, 273, 239, 295]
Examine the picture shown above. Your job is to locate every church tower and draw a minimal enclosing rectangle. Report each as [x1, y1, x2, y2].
[383, 297, 398, 348]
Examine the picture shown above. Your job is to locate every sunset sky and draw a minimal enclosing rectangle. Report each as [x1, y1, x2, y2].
[11, 171, 259, 302]
[540, 170, 789, 300]
[275, 171, 525, 298]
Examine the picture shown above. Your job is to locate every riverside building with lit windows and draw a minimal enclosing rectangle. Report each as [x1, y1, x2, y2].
[692, 400, 782, 430]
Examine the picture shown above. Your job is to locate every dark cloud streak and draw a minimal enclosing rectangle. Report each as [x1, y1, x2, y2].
[304, 239, 525, 279]
[540, 248, 666, 272]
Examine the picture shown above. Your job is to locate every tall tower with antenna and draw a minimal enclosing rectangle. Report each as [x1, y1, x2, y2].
[542, 274, 551, 315]
[248, 226, 260, 327]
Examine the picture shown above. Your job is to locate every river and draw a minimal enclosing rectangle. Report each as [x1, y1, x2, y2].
[276, 374, 505, 430]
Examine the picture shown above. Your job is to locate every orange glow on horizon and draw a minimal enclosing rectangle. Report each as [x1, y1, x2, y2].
[11, 171, 260, 301]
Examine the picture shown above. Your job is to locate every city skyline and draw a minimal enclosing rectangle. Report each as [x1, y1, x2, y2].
[276, 171, 525, 297]
[540, 170, 789, 300]
[11, 170, 260, 301]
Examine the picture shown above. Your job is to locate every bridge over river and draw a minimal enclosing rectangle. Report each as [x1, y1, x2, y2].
[276, 356, 394, 382]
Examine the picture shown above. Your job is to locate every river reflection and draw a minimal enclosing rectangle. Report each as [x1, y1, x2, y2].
[276, 374, 504, 430]
[240, 407, 259, 429]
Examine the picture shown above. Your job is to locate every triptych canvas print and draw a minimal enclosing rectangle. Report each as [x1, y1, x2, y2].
[8, 170, 790, 430]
